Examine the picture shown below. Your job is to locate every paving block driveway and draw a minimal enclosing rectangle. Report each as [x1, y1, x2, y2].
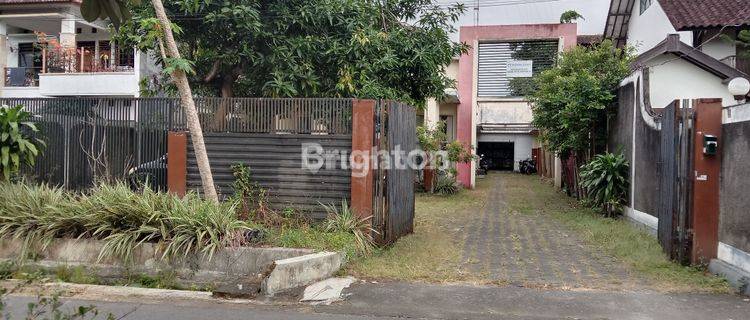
[460, 172, 636, 289]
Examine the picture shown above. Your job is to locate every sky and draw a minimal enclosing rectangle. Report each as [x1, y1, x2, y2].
[440, 0, 611, 40]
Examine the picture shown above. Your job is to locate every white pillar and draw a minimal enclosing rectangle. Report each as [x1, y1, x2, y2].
[0, 21, 7, 89]
[59, 17, 76, 72]
[424, 98, 440, 129]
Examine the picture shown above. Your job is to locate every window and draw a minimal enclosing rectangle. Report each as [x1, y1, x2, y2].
[640, 0, 652, 14]
[477, 40, 558, 97]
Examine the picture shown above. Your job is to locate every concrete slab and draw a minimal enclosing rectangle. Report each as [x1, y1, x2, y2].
[709, 258, 750, 296]
[300, 277, 356, 304]
[262, 252, 345, 296]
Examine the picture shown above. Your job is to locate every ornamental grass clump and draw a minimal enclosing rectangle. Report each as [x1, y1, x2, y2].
[579, 152, 630, 216]
[321, 200, 375, 256]
[0, 181, 250, 264]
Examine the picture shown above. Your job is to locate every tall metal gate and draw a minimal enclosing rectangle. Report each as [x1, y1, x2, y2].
[658, 100, 694, 263]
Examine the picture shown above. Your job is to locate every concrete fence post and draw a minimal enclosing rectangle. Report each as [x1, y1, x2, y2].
[167, 131, 188, 197]
[350, 99, 375, 223]
[690, 98, 722, 263]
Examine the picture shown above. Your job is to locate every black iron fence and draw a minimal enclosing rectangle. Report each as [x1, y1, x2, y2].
[1, 98, 176, 190]
[3, 97, 353, 192]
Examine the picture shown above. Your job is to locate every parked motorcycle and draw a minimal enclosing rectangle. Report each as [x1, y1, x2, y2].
[476, 154, 490, 176]
[519, 158, 537, 175]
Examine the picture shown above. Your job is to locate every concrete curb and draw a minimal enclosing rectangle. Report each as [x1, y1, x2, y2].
[709, 259, 750, 296]
[262, 251, 345, 296]
[0, 238, 346, 296]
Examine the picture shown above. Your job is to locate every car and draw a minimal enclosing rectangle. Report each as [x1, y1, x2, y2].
[128, 154, 167, 191]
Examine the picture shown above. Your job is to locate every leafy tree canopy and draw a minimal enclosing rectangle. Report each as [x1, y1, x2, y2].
[530, 40, 634, 154]
[115, 0, 468, 107]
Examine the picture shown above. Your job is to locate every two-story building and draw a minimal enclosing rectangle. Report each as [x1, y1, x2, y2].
[604, 0, 749, 108]
[0, 0, 158, 98]
[423, 23, 577, 188]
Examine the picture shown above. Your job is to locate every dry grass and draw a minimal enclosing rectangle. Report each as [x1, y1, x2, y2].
[345, 179, 490, 282]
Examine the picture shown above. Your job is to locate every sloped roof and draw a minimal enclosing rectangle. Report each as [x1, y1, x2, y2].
[604, 0, 750, 48]
[660, 0, 750, 30]
[632, 34, 747, 81]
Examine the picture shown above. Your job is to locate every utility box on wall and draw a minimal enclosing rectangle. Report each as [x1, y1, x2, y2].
[703, 134, 718, 155]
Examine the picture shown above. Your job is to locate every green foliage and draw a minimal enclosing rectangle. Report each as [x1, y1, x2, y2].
[559, 10, 584, 23]
[0, 105, 45, 181]
[0, 289, 114, 320]
[80, 0, 139, 28]
[530, 40, 634, 154]
[115, 0, 468, 105]
[445, 140, 475, 164]
[231, 163, 274, 220]
[721, 30, 750, 59]
[0, 182, 251, 264]
[0, 261, 15, 280]
[416, 122, 447, 153]
[579, 152, 630, 216]
[54, 266, 101, 285]
[321, 200, 375, 255]
[433, 173, 461, 195]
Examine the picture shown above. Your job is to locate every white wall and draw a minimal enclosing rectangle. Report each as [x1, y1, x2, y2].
[477, 133, 535, 172]
[478, 99, 533, 124]
[627, 0, 692, 55]
[39, 72, 139, 96]
[702, 36, 736, 62]
[647, 54, 739, 108]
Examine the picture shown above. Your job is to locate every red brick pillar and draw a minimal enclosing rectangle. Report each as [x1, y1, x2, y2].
[351, 99, 375, 222]
[167, 131, 188, 197]
[691, 98, 722, 264]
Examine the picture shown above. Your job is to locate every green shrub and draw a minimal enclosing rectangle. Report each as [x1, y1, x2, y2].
[579, 152, 630, 216]
[433, 173, 461, 195]
[321, 200, 374, 255]
[0, 182, 251, 264]
[0, 105, 45, 180]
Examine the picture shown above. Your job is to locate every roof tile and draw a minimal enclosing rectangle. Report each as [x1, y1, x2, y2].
[660, 0, 750, 30]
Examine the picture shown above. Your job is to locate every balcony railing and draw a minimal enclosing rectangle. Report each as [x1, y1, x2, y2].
[720, 55, 737, 69]
[42, 46, 135, 74]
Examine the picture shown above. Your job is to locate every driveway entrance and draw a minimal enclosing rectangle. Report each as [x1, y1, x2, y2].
[461, 173, 635, 288]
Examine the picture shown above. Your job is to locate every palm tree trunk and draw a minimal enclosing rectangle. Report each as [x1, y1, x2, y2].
[151, 0, 219, 202]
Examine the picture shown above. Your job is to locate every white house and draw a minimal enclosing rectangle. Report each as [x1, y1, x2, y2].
[0, 0, 158, 98]
[604, 0, 749, 108]
[604, 0, 750, 293]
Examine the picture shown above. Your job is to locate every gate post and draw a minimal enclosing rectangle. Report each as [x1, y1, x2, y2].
[351, 99, 375, 224]
[167, 131, 188, 197]
[690, 98, 722, 264]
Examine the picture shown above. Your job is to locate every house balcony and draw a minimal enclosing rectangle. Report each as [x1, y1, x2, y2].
[0, 11, 141, 97]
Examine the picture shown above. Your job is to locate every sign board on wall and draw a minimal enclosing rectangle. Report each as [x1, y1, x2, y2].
[506, 60, 533, 78]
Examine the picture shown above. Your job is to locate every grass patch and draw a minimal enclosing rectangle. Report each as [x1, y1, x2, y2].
[502, 173, 731, 293]
[346, 178, 490, 282]
[54, 266, 101, 285]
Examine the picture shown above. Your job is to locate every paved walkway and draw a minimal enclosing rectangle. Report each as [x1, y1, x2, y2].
[460, 173, 634, 288]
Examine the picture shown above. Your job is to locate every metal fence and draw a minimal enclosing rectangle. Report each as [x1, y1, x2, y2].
[1, 98, 176, 190]
[372, 100, 416, 244]
[2, 97, 355, 192]
[181, 98, 355, 218]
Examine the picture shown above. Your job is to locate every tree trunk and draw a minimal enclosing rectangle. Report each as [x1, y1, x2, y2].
[151, 0, 219, 203]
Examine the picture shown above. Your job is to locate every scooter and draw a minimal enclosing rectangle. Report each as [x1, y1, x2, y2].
[519, 158, 537, 175]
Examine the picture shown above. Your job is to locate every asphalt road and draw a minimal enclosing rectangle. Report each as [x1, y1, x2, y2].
[3, 281, 750, 320]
